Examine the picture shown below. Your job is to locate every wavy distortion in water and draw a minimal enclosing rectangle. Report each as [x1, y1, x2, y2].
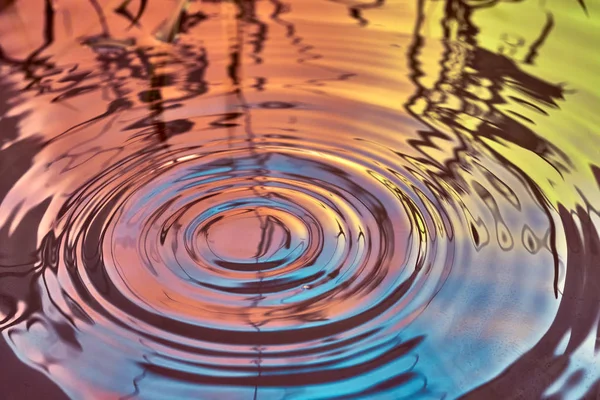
[1, 0, 599, 399]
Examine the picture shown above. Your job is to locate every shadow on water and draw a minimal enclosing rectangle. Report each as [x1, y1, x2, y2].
[0, 72, 68, 398]
[404, 1, 600, 398]
[0, 0, 599, 398]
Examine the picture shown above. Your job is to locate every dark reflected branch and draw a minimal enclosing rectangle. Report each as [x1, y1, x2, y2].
[114, 0, 148, 28]
[577, 0, 588, 15]
[88, 0, 110, 37]
[524, 12, 554, 65]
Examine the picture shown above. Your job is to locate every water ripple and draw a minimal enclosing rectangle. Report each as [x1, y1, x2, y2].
[0, 0, 599, 399]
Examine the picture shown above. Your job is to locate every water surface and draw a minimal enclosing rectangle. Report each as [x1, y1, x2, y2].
[1, 0, 599, 399]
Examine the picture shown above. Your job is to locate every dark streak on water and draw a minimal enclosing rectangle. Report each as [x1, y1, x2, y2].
[0, 0, 599, 399]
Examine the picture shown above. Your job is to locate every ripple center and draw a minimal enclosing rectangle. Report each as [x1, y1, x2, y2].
[198, 206, 309, 272]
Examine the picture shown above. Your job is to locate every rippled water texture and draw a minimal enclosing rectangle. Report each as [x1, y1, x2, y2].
[1, 0, 600, 399]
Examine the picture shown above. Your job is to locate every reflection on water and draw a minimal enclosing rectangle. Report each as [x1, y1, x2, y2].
[0, 0, 599, 398]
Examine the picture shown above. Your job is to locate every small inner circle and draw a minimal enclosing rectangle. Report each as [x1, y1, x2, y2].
[199, 206, 309, 271]
[207, 208, 285, 261]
